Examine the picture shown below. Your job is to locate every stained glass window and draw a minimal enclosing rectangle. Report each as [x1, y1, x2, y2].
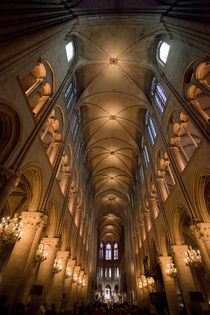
[140, 165, 144, 185]
[106, 242, 112, 260]
[72, 109, 80, 142]
[99, 241, 104, 259]
[145, 111, 157, 146]
[142, 137, 149, 168]
[114, 243, 118, 260]
[151, 78, 167, 115]
[65, 77, 77, 111]
[158, 42, 170, 64]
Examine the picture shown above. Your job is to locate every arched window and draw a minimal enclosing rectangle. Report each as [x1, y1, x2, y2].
[65, 77, 77, 111]
[158, 41, 170, 65]
[140, 165, 144, 185]
[72, 109, 80, 142]
[114, 242, 118, 260]
[65, 41, 74, 62]
[105, 242, 112, 260]
[142, 137, 149, 168]
[151, 78, 167, 115]
[146, 111, 157, 145]
[99, 241, 104, 259]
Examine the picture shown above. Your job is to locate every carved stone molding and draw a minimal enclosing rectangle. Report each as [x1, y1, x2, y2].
[21, 211, 45, 230]
[190, 223, 210, 240]
[56, 250, 69, 262]
[42, 237, 59, 250]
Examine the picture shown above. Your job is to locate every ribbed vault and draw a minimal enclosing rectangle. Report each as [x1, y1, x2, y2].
[74, 22, 159, 242]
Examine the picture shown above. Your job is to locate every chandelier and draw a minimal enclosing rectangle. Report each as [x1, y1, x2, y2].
[35, 242, 48, 263]
[65, 266, 72, 279]
[0, 216, 22, 246]
[138, 276, 154, 289]
[166, 263, 177, 278]
[53, 258, 62, 273]
[184, 246, 201, 268]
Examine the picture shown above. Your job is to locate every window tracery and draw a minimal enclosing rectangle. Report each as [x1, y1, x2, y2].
[72, 109, 80, 142]
[105, 242, 112, 260]
[146, 111, 156, 146]
[99, 241, 104, 259]
[142, 137, 149, 168]
[65, 77, 77, 111]
[184, 58, 210, 125]
[113, 242, 118, 260]
[151, 78, 167, 115]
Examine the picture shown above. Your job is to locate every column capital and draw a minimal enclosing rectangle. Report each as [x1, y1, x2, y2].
[21, 211, 45, 230]
[42, 237, 59, 250]
[190, 223, 210, 240]
[56, 250, 69, 262]
[171, 244, 188, 257]
[158, 255, 173, 266]
[67, 258, 76, 267]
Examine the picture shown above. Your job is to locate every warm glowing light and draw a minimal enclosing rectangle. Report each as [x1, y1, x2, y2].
[65, 266, 72, 279]
[35, 242, 48, 263]
[0, 216, 22, 245]
[166, 262, 177, 278]
[184, 246, 201, 268]
[53, 258, 62, 273]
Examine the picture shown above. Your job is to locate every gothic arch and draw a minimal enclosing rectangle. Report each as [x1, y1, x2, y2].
[193, 169, 210, 222]
[0, 101, 21, 165]
[21, 163, 44, 212]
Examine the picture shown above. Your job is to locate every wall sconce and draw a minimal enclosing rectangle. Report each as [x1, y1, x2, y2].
[82, 280, 86, 287]
[0, 216, 22, 246]
[35, 242, 48, 263]
[184, 246, 201, 268]
[53, 258, 62, 273]
[166, 263, 177, 278]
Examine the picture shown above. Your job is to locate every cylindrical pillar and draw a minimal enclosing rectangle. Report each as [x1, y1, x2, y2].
[47, 251, 69, 311]
[169, 146, 185, 172]
[35, 237, 59, 299]
[0, 211, 44, 308]
[172, 245, 197, 313]
[159, 256, 179, 315]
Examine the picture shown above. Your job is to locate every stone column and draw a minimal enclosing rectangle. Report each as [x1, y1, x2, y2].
[159, 256, 179, 315]
[47, 250, 69, 311]
[49, 140, 61, 166]
[189, 224, 210, 279]
[64, 259, 76, 311]
[20, 215, 48, 303]
[35, 237, 59, 299]
[143, 210, 152, 232]
[169, 145, 185, 172]
[156, 176, 168, 202]
[71, 265, 80, 306]
[140, 274, 149, 309]
[81, 274, 87, 303]
[0, 211, 44, 308]
[196, 223, 210, 258]
[172, 245, 197, 313]
[149, 197, 159, 219]
[78, 270, 84, 302]
[68, 191, 78, 216]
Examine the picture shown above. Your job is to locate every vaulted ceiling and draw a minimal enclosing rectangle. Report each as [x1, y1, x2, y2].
[73, 20, 160, 243]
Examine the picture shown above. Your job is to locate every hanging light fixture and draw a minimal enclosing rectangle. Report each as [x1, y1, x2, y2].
[0, 216, 22, 246]
[147, 276, 155, 286]
[166, 263, 177, 278]
[35, 242, 48, 263]
[53, 258, 62, 273]
[184, 246, 201, 268]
